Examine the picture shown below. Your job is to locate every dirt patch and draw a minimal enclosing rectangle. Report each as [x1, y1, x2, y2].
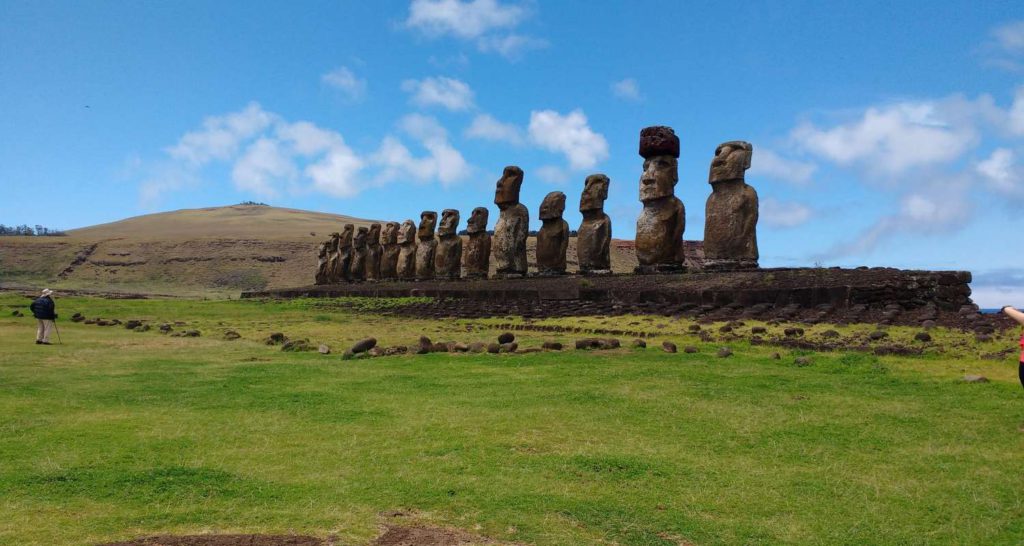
[99, 535, 324, 546]
[372, 525, 498, 545]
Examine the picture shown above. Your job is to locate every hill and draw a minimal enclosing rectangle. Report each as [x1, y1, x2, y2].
[0, 204, 642, 296]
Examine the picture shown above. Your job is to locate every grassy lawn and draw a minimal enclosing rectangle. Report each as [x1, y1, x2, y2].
[1, 294, 1022, 545]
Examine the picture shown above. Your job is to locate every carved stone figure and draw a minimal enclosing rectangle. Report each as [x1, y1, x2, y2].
[396, 220, 417, 280]
[350, 226, 368, 281]
[380, 221, 400, 280]
[635, 126, 685, 272]
[492, 166, 529, 277]
[463, 207, 491, 279]
[704, 141, 758, 270]
[314, 241, 330, 285]
[325, 233, 341, 283]
[415, 211, 438, 280]
[365, 223, 382, 280]
[334, 224, 355, 281]
[536, 191, 568, 275]
[577, 174, 612, 275]
[435, 209, 462, 280]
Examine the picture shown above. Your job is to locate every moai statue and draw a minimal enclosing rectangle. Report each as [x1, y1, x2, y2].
[396, 220, 417, 280]
[463, 207, 491, 279]
[492, 166, 529, 277]
[325, 232, 341, 283]
[365, 223, 383, 281]
[380, 221, 400, 280]
[350, 226, 368, 281]
[335, 224, 355, 281]
[536, 191, 568, 275]
[415, 211, 438, 280]
[704, 141, 759, 270]
[577, 174, 612, 275]
[635, 126, 685, 273]
[314, 240, 330, 285]
[435, 209, 462, 280]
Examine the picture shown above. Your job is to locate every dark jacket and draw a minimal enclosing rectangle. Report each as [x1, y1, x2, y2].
[29, 296, 56, 320]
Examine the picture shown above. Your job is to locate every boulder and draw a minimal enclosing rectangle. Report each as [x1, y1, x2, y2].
[683, 346, 698, 354]
[632, 339, 647, 348]
[318, 344, 331, 355]
[542, 341, 563, 351]
[868, 331, 889, 341]
[281, 339, 312, 352]
[124, 320, 142, 330]
[497, 332, 515, 344]
[265, 332, 287, 345]
[182, 330, 200, 337]
[750, 326, 766, 334]
[913, 332, 932, 343]
[223, 331, 241, 340]
[661, 341, 677, 353]
[468, 342, 486, 353]
[351, 337, 377, 354]
[717, 347, 733, 358]
[487, 343, 501, 354]
[794, 356, 812, 367]
[963, 374, 989, 383]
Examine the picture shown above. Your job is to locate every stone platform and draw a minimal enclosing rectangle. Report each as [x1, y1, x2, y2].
[243, 267, 986, 328]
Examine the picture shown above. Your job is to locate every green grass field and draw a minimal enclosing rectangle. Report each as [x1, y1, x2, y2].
[1, 293, 1023, 545]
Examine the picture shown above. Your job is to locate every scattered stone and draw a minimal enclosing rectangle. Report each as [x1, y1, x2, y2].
[124, 320, 142, 330]
[820, 330, 840, 339]
[683, 346, 698, 354]
[772, 352, 781, 360]
[632, 338, 647, 348]
[368, 346, 384, 357]
[913, 332, 932, 343]
[717, 347, 733, 358]
[70, 312, 83, 322]
[318, 344, 331, 354]
[487, 343, 501, 354]
[450, 342, 469, 352]
[750, 326, 766, 334]
[868, 331, 889, 341]
[688, 324, 701, 332]
[468, 342, 486, 353]
[497, 332, 515, 344]
[542, 341, 563, 351]
[223, 330, 241, 340]
[96, 320, 112, 327]
[601, 338, 621, 349]
[718, 325, 733, 333]
[794, 356, 812, 367]
[576, 338, 600, 350]
[11, 310, 23, 317]
[182, 330, 200, 337]
[84, 318, 98, 325]
[281, 339, 312, 352]
[351, 337, 377, 354]
[135, 324, 151, 332]
[173, 321, 186, 326]
[265, 332, 287, 345]
[963, 374, 989, 383]
[661, 341, 677, 353]
[158, 323, 171, 333]
[783, 327, 804, 338]
[417, 336, 432, 354]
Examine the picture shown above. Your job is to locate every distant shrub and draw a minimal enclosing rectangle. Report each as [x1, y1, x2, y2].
[237, 201, 269, 207]
[0, 224, 67, 236]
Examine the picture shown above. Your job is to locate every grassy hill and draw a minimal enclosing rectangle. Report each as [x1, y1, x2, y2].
[0, 204, 641, 296]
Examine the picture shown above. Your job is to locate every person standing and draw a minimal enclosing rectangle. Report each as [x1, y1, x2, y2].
[29, 289, 57, 345]
[1002, 306, 1024, 389]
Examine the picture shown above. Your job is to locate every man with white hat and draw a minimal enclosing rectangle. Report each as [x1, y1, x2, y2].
[29, 289, 57, 345]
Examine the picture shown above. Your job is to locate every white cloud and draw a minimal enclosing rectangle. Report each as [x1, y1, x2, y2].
[528, 109, 608, 170]
[401, 76, 475, 111]
[535, 165, 569, 184]
[464, 113, 524, 144]
[992, 20, 1024, 54]
[231, 138, 297, 197]
[404, 0, 545, 60]
[373, 114, 471, 187]
[610, 78, 642, 101]
[750, 149, 817, 185]
[760, 198, 813, 228]
[305, 146, 365, 198]
[321, 66, 367, 101]
[791, 101, 978, 176]
[977, 147, 1023, 196]
[1009, 86, 1024, 135]
[166, 102, 276, 166]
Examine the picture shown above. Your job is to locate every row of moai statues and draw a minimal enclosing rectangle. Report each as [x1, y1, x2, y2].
[315, 125, 758, 283]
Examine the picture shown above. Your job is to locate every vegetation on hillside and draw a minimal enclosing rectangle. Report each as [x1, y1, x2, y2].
[0, 224, 66, 236]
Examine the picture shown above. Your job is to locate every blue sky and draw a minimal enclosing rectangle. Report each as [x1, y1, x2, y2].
[2, 0, 1023, 305]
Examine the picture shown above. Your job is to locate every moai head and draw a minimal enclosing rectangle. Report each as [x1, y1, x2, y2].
[494, 166, 524, 210]
[539, 191, 566, 221]
[709, 141, 753, 184]
[382, 221, 399, 245]
[368, 223, 381, 245]
[467, 207, 489, 234]
[329, 232, 341, 251]
[638, 126, 680, 202]
[339, 224, 355, 247]
[580, 174, 610, 212]
[398, 220, 416, 244]
[318, 241, 328, 256]
[418, 211, 437, 240]
[354, 226, 368, 248]
[438, 209, 460, 237]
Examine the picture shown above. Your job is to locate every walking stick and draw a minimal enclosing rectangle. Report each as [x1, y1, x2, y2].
[53, 322, 62, 345]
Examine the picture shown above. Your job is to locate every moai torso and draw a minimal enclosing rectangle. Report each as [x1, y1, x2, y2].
[577, 174, 612, 274]
[435, 209, 462, 280]
[326, 233, 341, 283]
[396, 220, 417, 280]
[315, 241, 330, 285]
[365, 223, 382, 281]
[493, 166, 529, 276]
[335, 224, 355, 281]
[463, 207, 491, 279]
[415, 211, 438, 280]
[380, 222, 400, 280]
[350, 227, 368, 281]
[635, 127, 685, 271]
[536, 191, 568, 275]
[704, 141, 759, 269]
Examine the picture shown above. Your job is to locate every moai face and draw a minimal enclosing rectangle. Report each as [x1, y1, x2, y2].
[418, 211, 437, 240]
[580, 174, 609, 212]
[539, 191, 566, 221]
[467, 207, 489, 234]
[329, 232, 341, 251]
[354, 226, 368, 248]
[709, 141, 753, 184]
[398, 220, 416, 244]
[638, 126, 680, 202]
[339, 224, 354, 247]
[368, 223, 381, 244]
[382, 222, 399, 245]
[439, 209, 460, 237]
[494, 166, 524, 210]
